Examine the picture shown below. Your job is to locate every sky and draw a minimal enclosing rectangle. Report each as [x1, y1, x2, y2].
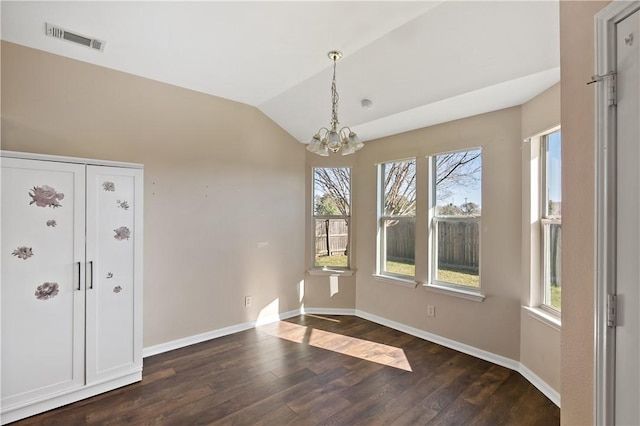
[547, 130, 562, 203]
[438, 150, 482, 208]
[439, 133, 561, 209]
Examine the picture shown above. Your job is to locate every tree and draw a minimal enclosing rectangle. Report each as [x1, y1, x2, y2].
[314, 168, 350, 215]
[438, 203, 463, 216]
[548, 200, 561, 216]
[314, 168, 351, 258]
[315, 193, 340, 216]
[435, 151, 481, 202]
[313, 150, 481, 219]
[382, 160, 416, 216]
[460, 201, 480, 216]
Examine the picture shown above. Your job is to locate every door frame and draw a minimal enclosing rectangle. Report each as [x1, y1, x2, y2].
[595, 2, 640, 425]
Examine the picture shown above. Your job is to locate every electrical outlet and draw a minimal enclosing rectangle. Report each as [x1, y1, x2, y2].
[244, 296, 252, 307]
[427, 305, 435, 317]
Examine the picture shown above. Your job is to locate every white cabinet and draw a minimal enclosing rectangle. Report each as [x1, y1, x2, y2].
[1, 152, 143, 424]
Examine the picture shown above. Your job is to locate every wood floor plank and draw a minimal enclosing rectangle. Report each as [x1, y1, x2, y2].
[9, 315, 559, 425]
[466, 372, 549, 426]
[207, 365, 349, 425]
[460, 364, 512, 406]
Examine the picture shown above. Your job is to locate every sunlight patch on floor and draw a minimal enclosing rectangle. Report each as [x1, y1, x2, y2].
[261, 321, 412, 372]
[305, 314, 341, 323]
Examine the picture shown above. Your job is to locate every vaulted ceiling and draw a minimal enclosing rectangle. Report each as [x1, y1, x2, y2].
[1, 1, 559, 143]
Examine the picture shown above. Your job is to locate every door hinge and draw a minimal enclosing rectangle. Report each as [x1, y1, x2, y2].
[587, 71, 617, 106]
[606, 73, 617, 106]
[607, 294, 617, 327]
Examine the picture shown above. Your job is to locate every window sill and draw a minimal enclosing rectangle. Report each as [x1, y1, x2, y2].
[523, 306, 561, 331]
[422, 282, 485, 302]
[307, 268, 354, 277]
[372, 274, 418, 288]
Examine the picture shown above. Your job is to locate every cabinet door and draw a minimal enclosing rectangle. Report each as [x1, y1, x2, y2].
[1, 158, 86, 408]
[85, 165, 143, 383]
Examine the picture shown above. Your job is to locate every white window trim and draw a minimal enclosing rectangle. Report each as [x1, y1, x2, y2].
[376, 159, 417, 281]
[423, 282, 485, 302]
[524, 126, 561, 321]
[428, 148, 482, 293]
[372, 273, 418, 288]
[523, 306, 561, 331]
[311, 167, 352, 271]
[308, 268, 354, 277]
[539, 131, 561, 315]
[377, 215, 416, 278]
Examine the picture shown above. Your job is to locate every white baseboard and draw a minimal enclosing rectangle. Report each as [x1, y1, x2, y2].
[519, 364, 561, 407]
[142, 307, 559, 407]
[301, 307, 356, 316]
[142, 309, 301, 358]
[354, 309, 520, 371]
[354, 309, 560, 407]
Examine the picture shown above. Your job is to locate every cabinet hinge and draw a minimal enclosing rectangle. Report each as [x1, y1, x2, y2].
[607, 294, 617, 327]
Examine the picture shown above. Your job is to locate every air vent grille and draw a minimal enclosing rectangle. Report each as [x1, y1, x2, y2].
[45, 23, 106, 52]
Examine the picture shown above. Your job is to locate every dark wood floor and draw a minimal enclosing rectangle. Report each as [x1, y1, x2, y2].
[13, 315, 559, 425]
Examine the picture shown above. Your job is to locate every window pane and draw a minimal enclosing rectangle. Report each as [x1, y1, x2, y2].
[434, 150, 482, 217]
[542, 131, 561, 312]
[432, 149, 481, 289]
[383, 160, 416, 217]
[313, 167, 350, 270]
[314, 218, 349, 268]
[383, 218, 415, 277]
[546, 131, 562, 217]
[435, 219, 480, 287]
[543, 222, 562, 310]
[314, 168, 350, 216]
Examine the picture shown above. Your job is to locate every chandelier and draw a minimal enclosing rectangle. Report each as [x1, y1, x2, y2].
[306, 51, 364, 156]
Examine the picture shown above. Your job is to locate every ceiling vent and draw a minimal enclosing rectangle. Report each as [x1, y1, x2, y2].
[45, 23, 106, 52]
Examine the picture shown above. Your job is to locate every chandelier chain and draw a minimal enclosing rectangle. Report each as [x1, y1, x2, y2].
[330, 58, 339, 129]
[306, 50, 363, 156]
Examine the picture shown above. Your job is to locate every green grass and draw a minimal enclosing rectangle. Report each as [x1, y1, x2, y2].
[316, 256, 558, 309]
[550, 285, 561, 310]
[315, 254, 348, 268]
[385, 260, 415, 276]
[437, 268, 479, 287]
[384, 261, 479, 288]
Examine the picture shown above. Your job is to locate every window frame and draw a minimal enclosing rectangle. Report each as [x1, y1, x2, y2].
[376, 158, 417, 282]
[428, 148, 482, 293]
[539, 130, 562, 314]
[311, 167, 352, 271]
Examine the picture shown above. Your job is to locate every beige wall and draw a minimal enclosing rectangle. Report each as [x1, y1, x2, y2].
[522, 83, 561, 140]
[560, 1, 610, 424]
[353, 107, 523, 360]
[1, 41, 307, 347]
[519, 83, 561, 393]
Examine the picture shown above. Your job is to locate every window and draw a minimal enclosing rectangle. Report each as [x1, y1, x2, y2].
[378, 159, 416, 279]
[541, 131, 561, 311]
[313, 168, 351, 269]
[430, 149, 482, 290]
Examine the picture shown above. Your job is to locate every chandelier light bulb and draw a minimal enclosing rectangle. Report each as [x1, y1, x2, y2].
[327, 130, 341, 152]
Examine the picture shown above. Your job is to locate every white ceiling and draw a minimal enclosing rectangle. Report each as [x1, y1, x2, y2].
[1, 1, 560, 144]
